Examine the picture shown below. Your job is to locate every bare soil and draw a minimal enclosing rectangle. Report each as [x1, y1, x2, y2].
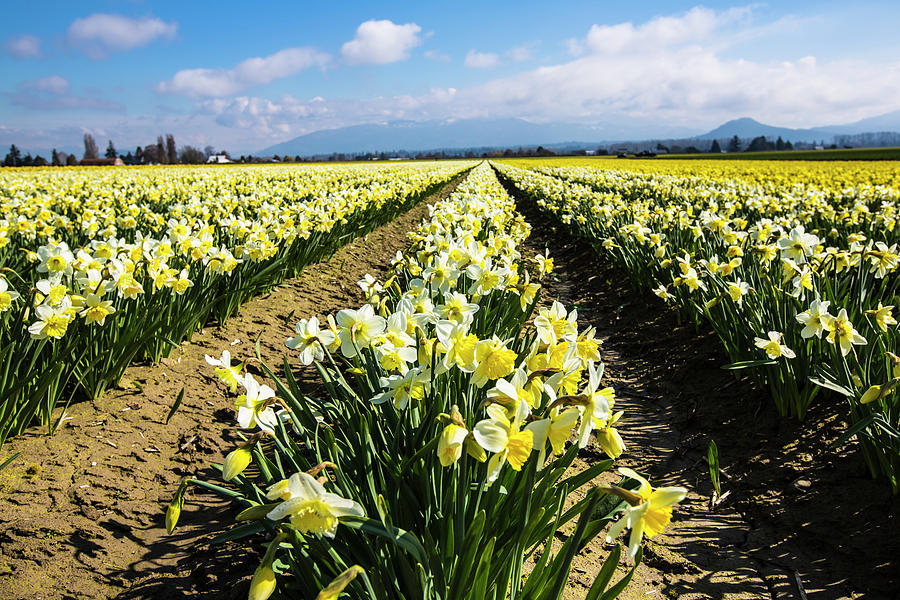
[515, 189, 900, 600]
[0, 175, 464, 600]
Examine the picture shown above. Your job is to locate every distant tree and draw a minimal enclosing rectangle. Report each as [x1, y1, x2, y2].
[726, 135, 741, 153]
[66, 153, 78, 166]
[746, 136, 769, 152]
[154, 136, 166, 164]
[105, 140, 117, 159]
[51, 149, 61, 166]
[57, 151, 69, 166]
[4, 144, 22, 166]
[709, 139, 722, 153]
[124, 151, 134, 164]
[785, 140, 794, 150]
[166, 134, 178, 164]
[775, 136, 786, 151]
[33, 154, 48, 166]
[203, 145, 215, 158]
[135, 146, 144, 164]
[294, 155, 302, 162]
[83, 133, 99, 159]
[22, 153, 34, 167]
[684, 146, 701, 154]
[656, 143, 670, 153]
[179, 145, 206, 164]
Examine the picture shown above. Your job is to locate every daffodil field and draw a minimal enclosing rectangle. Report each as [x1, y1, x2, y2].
[0, 162, 470, 445]
[170, 163, 686, 599]
[495, 159, 900, 492]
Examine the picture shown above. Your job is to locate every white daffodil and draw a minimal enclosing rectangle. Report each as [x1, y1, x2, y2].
[266, 472, 364, 537]
[286, 316, 335, 365]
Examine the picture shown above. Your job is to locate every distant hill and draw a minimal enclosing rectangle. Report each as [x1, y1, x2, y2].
[256, 117, 696, 156]
[254, 111, 900, 157]
[697, 112, 900, 143]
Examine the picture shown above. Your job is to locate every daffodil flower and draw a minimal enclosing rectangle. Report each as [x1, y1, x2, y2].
[286, 316, 335, 365]
[235, 373, 278, 433]
[865, 303, 896, 333]
[0, 277, 20, 311]
[605, 468, 688, 559]
[336, 304, 386, 357]
[796, 299, 831, 339]
[266, 472, 364, 537]
[823, 308, 867, 357]
[754, 331, 796, 359]
[28, 297, 73, 340]
[473, 403, 534, 483]
[471, 336, 517, 388]
[205, 349, 243, 393]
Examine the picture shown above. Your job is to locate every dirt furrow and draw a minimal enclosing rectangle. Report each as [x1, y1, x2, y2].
[0, 174, 465, 600]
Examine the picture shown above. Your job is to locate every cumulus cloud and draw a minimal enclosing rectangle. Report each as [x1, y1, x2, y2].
[5, 34, 42, 59]
[9, 76, 125, 112]
[66, 14, 177, 59]
[158, 47, 330, 98]
[203, 6, 900, 142]
[200, 95, 332, 134]
[22, 75, 71, 95]
[341, 20, 422, 65]
[464, 50, 500, 69]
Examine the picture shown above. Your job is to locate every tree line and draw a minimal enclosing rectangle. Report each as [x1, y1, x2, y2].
[2, 133, 229, 167]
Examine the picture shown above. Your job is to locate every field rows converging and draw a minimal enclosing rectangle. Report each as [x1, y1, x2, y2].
[0, 158, 898, 600]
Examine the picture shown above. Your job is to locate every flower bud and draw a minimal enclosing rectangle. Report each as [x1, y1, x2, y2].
[248, 565, 277, 600]
[165, 498, 182, 535]
[223, 446, 253, 481]
[859, 384, 882, 405]
[316, 565, 364, 600]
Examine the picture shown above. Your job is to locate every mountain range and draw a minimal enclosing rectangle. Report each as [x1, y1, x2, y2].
[258, 111, 900, 157]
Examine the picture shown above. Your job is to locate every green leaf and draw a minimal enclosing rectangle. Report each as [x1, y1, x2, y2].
[598, 547, 642, 600]
[209, 520, 269, 544]
[808, 376, 854, 398]
[721, 359, 777, 370]
[0, 452, 21, 472]
[833, 414, 877, 447]
[584, 544, 621, 600]
[341, 516, 428, 565]
[708, 439, 721, 498]
[165, 387, 185, 425]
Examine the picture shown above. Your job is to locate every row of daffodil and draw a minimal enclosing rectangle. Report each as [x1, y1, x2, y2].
[0, 162, 471, 272]
[168, 162, 686, 600]
[531, 163, 900, 246]
[495, 160, 900, 492]
[0, 162, 472, 447]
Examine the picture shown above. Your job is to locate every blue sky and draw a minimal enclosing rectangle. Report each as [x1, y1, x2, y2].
[3, 1, 900, 154]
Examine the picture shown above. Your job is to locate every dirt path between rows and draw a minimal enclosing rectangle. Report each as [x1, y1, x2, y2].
[0, 174, 465, 600]
[511, 180, 899, 600]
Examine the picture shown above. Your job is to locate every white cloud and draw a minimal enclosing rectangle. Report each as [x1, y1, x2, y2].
[10, 76, 124, 112]
[464, 50, 500, 69]
[241, 7, 899, 134]
[425, 50, 451, 63]
[507, 44, 537, 62]
[158, 47, 330, 98]
[200, 95, 332, 134]
[23, 75, 71, 95]
[341, 20, 422, 65]
[66, 14, 177, 59]
[582, 6, 749, 55]
[5, 34, 42, 59]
